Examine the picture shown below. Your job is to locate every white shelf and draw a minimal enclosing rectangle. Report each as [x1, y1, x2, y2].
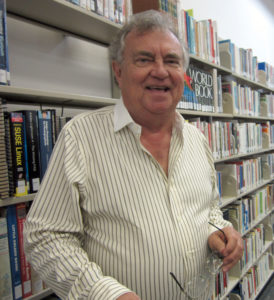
[0, 194, 36, 207]
[220, 178, 274, 208]
[0, 85, 118, 108]
[177, 108, 233, 118]
[7, 0, 121, 45]
[25, 288, 53, 300]
[215, 148, 274, 164]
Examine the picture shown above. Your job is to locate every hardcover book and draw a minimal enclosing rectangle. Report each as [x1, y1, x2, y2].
[16, 203, 32, 298]
[9, 112, 28, 197]
[183, 65, 214, 112]
[0, 216, 13, 300]
[21, 110, 41, 193]
[6, 205, 23, 300]
[37, 110, 53, 180]
[0, 0, 9, 85]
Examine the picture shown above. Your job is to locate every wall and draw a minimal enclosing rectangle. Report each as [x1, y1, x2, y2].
[179, 0, 274, 66]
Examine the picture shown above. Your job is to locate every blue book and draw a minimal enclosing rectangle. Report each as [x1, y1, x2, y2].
[258, 62, 266, 71]
[70, 0, 80, 5]
[37, 110, 53, 180]
[6, 205, 22, 300]
[0, 0, 8, 85]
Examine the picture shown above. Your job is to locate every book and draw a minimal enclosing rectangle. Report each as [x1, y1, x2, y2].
[9, 112, 28, 197]
[16, 203, 32, 298]
[186, 64, 214, 112]
[6, 205, 22, 300]
[4, 111, 14, 197]
[37, 110, 53, 180]
[131, 0, 179, 33]
[0, 98, 9, 200]
[0, 0, 9, 85]
[21, 111, 41, 194]
[0, 216, 13, 300]
[182, 68, 197, 110]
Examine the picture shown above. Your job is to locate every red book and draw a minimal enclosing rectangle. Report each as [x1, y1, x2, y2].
[16, 203, 32, 298]
[208, 19, 215, 63]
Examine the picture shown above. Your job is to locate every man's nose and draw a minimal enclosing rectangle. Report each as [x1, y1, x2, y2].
[150, 61, 169, 78]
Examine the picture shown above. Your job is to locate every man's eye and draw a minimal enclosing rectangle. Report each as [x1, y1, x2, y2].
[136, 58, 152, 65]
[166, 60, 180, 66]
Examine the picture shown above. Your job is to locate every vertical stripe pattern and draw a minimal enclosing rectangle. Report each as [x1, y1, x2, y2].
[24, 105, 230, 300]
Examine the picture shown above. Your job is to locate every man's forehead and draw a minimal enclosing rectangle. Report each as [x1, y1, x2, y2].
[125, 31, 182, 52]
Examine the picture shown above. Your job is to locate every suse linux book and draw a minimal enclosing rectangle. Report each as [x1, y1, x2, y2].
[9, 112, 28, 197]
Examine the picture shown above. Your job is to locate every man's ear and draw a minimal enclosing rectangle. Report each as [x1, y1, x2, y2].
[112, 61, 122, 87]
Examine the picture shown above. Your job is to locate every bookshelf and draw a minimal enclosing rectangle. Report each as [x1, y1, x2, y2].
[7, 0, 121, 45]
[0, 1, 273, 300]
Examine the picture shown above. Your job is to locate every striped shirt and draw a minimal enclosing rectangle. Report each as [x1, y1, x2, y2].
[24, 100, 230, 300]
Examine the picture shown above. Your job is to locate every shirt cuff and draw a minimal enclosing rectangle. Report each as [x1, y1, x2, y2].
[88, 276, 133, 300]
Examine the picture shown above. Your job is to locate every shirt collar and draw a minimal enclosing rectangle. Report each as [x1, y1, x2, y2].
[114, 98, 184, 134]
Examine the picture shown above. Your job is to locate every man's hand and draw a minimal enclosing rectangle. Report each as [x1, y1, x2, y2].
[117, 292, 141, 300]
[208, 226, 244, 272]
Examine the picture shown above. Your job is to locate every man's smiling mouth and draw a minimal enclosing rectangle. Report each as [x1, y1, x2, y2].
[146, 85, 170, 92]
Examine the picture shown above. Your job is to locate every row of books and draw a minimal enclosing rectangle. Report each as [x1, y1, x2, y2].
[222, 184, 273, 235]
[241, 224, 267, 272]
[178, 8, 274, 89]
[221, 78, 274, 118]
[0, 203, 46, 299]
[210, 269, 229, 300]
[178, 64, 274, 117]
[230, 253, 271, 299]
[222, 78, 261, 117]
[180, 9, 220, 65]
[131, 0, 179, 34]
[66, 0, 132, 24]
[216, 156, 272, 198]
[0, 0, 9, 85]
[0, 99, 72, 200]
[188, 117, 273, 161]
[219, 39, 274, 88]
[179, 65, 221, 113]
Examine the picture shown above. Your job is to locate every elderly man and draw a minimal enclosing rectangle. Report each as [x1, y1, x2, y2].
[24, 10, 243, 300]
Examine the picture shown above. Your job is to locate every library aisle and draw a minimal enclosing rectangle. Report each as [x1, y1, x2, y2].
[256, 274, 274, 300]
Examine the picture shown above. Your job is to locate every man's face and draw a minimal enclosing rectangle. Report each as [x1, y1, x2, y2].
[113, 29, 185, 121]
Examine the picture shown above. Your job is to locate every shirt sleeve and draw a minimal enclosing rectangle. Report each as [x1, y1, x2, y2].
[24, 124, 132, 300]
[202, 135, 233, 235]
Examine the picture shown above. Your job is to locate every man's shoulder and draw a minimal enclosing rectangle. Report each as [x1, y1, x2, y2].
[66, 105, 114, 127]
[184, 121, 204, 136]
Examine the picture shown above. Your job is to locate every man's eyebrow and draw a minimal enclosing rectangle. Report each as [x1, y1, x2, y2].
[164, 53, 182, 60]
[133, 51, 154, 58]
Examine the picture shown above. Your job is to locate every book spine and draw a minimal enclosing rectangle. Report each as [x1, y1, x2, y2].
[4, 112, 14, 197]
[23, 111, 41, 193]
[0, 98, 9, 200]
[9, 112, 28, 197]
[3, 0, 9, 84]
[16, 203, 32, 298]
[37, 110, 53, 180]
[0, 216, 13, 300]
[22, 114, 30, 193]
[0, 0, 7, 85]
[6, 205, 23, 300]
